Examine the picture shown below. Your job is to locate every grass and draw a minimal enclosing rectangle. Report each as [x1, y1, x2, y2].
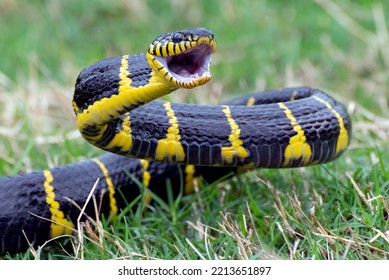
[0, 0, 388, 260]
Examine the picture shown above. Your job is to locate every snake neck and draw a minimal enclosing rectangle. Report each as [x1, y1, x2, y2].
[73, 54, 178, 145]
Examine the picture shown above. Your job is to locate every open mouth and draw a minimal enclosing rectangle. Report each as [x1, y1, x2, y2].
[155, 43, 214, 83]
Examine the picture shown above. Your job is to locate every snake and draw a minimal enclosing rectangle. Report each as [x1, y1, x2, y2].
[0, 28, 351, 255]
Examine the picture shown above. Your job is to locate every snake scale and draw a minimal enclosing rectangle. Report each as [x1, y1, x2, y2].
[0, 28, 351, 254]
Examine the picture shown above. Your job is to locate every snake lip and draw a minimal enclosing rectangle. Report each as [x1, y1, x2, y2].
[156, 43, 214, 83]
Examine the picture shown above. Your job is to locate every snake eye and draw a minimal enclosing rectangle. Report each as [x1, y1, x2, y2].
[172, 32, 184, 43]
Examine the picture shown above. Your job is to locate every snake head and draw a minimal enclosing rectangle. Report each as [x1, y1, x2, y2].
[147, 27, 216, 89]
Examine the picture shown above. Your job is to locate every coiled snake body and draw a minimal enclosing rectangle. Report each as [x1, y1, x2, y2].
[0, 28, 351, 254]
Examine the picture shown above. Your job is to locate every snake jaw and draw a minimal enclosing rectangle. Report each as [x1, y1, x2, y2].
[166, 43, 213, 82]
[153, 43, 214, 88]
[146, 27, 216, 88]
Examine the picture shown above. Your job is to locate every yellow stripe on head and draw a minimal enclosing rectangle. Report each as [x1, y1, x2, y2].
[161, 45, 168, 57]
[167, 42, 175, 56]
[154, 42, 162, 56]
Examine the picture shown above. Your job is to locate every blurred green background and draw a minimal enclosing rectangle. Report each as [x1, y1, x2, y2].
[1, 0, 388, 107]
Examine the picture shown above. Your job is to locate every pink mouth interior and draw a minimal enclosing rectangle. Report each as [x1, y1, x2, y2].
[156, 44, 213, 81]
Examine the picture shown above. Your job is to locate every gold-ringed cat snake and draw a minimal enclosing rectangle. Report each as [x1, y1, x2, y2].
[0, 28, 351, 254]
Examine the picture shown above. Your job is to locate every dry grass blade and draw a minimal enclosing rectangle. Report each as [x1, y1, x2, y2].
[275, 221, 294, 259]
[185, 238, 206, 260]
[75, 178, 100, 259]
[218, 211, 280, 260]
[346, 173, 373, 211]
[340, 212, 365, 255]
[370, 229, 389, 244]
[313, 231, 389, 258]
